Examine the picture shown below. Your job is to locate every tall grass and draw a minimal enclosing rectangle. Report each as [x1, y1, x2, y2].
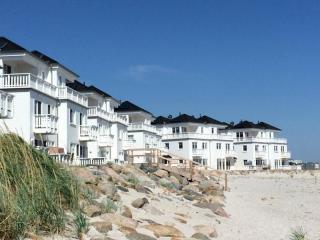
[0, 133, 79, 239]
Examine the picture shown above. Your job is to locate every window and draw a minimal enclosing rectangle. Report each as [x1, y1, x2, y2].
[245, 132, 249, 137]
[202, 142, 207, 149]
[281, 146, 285, 152]
[165, 143, 169, 149]
[211, 128, 215, 134]
[47, 105, 51, 115]
[70, 109, 75, 124]
[179, 142, 183, 149]
[192, 142, 197, 149]
[79, 113, 83, 125]
[237, 132, 244, 138]
[274, 146, 278, 152]
[172, 127, 180, 134]
[3, 64, 12, 74]
[262, 145, 266, 151]
[226, 143, 230, 151]
[243, 145, 247, 152]
[181, 127, 187, 133]
[216, 143, 221, 150]
[35, 101, 41, 115]
[255, 145, 259, 151]
[59, 76, 63, 86]
[7, 98, 13, 117]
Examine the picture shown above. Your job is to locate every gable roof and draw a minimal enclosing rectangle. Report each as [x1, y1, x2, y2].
[230, 120, 281, 131]
[67, 80, 113, 99]
[151, 116, 171, 125]
[0, 37, 26, 52]
[198, 115, 226, 125]
[168, 114, 201, 124]
[115, 101, 152, 115]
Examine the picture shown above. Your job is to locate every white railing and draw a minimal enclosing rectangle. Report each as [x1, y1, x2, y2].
[98, 135, 114, 146]
[162, 132, 233, 141]
[192, 148, 207, 155]
[117, 115, 129, 125]
[0, 73, 57, 98]
[50, 154, 75, 165]
[88, 106, 117, 121]
[128, 123, 161, 134]
[58, 86, 88, 107]
[78, 157, 109, 166]
[80, 125, 98, 140]
[234, 137, 287, 144]
[34, 114, 58, 133]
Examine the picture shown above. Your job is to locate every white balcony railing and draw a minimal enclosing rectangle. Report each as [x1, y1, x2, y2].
[235, 137, 287, 144]
[162, 132, 233, 141]
[58, 86, 88, 107]
[88, 106, 129, 125]
[123, 139, 136, 149]
[192, 148, 207, 156]
[255, 150, 267, 158]
[34, 114, 58, 134]
[128, 123, 161, 135]
[98, 135, 114, 146]
[0, 73, 57, 98]
[79, 125, 98, 141]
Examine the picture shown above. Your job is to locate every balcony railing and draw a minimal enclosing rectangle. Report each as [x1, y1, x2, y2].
[128, 123, 161, 134]
[235, 137, 287, 144]
[98, 135, 114, 146]
[79, 125, 98, 141]
[34, 114, 58, 134]
[0, 73, 58, 98]
[58, 86, 88, 107]
[192, 148, 207, 155]
[88, 106, 129, 125]
[162, 132, 232, 141]
[123, 139, 136, 149]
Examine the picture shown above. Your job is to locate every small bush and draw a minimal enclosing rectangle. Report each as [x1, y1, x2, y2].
[127, 175, 140, 186]
[102, 197, 118, 213]
[160, 181, 176, 190]
[290, 227, 307, 240]
[74, 211, 88, 237]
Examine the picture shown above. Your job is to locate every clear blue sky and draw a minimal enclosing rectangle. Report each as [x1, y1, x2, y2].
[2, 0, 320, 162]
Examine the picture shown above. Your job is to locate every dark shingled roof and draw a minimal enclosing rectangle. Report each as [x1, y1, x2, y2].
[31, 50, 59, 64]
[151, 116, 171, 125]
[198, 115, 226, 125]
[67, 80, 113, 99]
[115, 101, 152, 115]
[0, 37, 26, 52]
[170, 114, 201, 123]
[230, 120, 281, 131]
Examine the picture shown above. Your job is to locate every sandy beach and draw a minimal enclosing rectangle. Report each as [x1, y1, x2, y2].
[217, 171, 320, 240]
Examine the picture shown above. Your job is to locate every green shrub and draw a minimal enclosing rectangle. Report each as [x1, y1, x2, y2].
[290, 227, 307, 240]
[0, 133, 79, 239]
[127, 175, 140, 186]
[102, 197, 118, 213]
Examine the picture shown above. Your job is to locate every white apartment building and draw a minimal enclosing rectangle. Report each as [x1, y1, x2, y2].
[66, 81, 129, 163]
[115, 101, 162, 162]
[223, 120, 291, 170]
[152, 114, 236, 170]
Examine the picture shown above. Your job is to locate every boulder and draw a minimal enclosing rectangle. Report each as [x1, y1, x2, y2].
[90, 221, 112, 233]
[83, 204, 102, 217]
[198, 180, 220, 193]
[135, 184, 153, 194]
[182, 184, 200, 193]
[73, 167, 97, 184]
[144, 224, 184, 238]
[193, 201, 225, 217]
[97, 180, 116, 197]
[169, 175, 180, 185]
[86, 226, 105, 239]
[191, 233, 211, 240]
[126, 232, 157, 240]
[193, 225, 218, 238]
[97, 213, 138, 229]
[214, 206, 229, 218]
[121, 205, 133, 218]
[100, 166, 129, 186]
[119, 226, 137, 235]
[153, 169, 169, 178]
[117, 185, 129, 192]
[132, 197, 149, 208]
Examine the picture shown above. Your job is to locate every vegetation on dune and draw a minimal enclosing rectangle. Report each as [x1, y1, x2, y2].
[0, 133, 80, 239]
[290, 227, 308, 240]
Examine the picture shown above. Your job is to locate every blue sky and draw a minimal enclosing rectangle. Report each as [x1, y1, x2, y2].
[2, 0, 320, 161]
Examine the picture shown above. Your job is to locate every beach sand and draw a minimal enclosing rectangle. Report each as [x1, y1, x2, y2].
[217, 171, 320, 240]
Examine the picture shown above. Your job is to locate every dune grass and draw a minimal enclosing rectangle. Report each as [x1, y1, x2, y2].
[0, 133, 80, 239]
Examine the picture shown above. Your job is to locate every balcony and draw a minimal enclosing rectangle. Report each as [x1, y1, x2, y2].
[162, 132, 232, 141]
[192, 148, 207, 156]
[98, 135, 114, 146]
[128, 123, 161, 135]
[88, 106, 129, 125]
[281, 151, 291, 159]
[34, 114, 58, 134]
[58, 86, 88, 107]
[235, 137, 287, 144]
[0, 73, 58, 98]
[225, 150, 236, 158]
[79, 125, 98, 141]
[255, 150, 267, 158]
[123, 139, 136, 149]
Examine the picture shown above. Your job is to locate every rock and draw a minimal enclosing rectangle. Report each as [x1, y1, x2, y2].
[131, 197, 149, 208]
[193, 225, 218, 238]
[117, 185, 129, 192]
[83, 204, 102, 217]
[121, 205, 133, 218]
[169, 175, 180, 185]
[87, 226, 105, 239]
[97, 180, 116, 197]
[100, 166, 129, 186]
[198, 180, 220, 193]
[142, 204, 164, 216]
[214, 206, 229, 218]
[119, 226, 137, 235]
[182, 184, 200, 193]
[135, 184, 153, 194]
[153, 169, 169, 178]
[72, 167, 97, 183]
[107, 162, 123, 173]
[144, 224, 184, 238]
[174, 217, 187, 224]
[193, 201, 223, 214]
[91, 221, 112, 233]
[191, 232, 211, 240]
[126, 232, 157, 240]
[97, 213, 138, 229]
[183, 194, 196, 201]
